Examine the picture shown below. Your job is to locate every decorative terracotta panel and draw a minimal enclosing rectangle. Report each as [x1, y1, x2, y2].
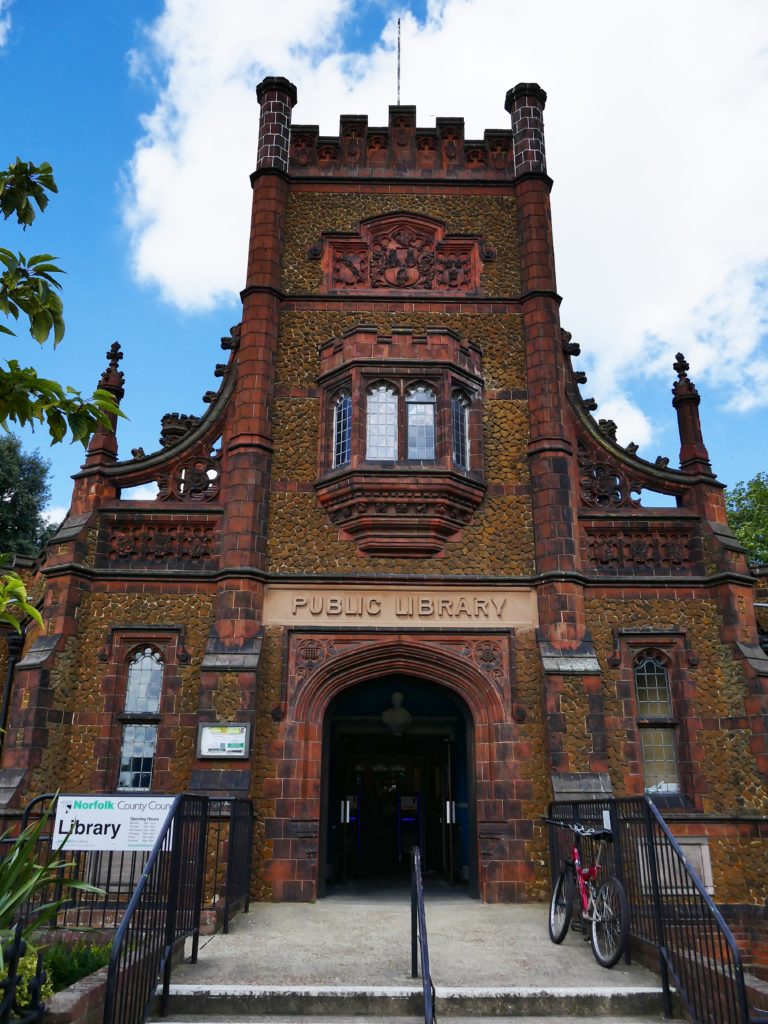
[310, 213, 495, 294]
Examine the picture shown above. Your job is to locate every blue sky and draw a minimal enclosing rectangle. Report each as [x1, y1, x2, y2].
[1, 0, 767, 519]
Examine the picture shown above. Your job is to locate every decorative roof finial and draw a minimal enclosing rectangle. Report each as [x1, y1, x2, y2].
[98, 341, 125, 400]
[673, 352, 690, 380]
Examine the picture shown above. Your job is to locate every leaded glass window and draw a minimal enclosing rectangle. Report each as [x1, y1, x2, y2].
[406, 385, 436, 460]
[124, 648, 163, 714]
[333, 391, 352, 468]
[118, 724, 158, 791]
[634, 653, 680, 794]
[452, 390, 470, 469]
[366, 383, 398, 460]
[118, 647, 164, 792]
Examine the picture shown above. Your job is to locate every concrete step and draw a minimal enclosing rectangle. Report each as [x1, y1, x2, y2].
[148, 1011, 671, 1019]
[151, 982, 671, 1019]
[153, 1018, 669, 1024]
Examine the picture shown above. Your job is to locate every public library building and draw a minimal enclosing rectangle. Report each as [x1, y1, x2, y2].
[1, 79, 767, 927]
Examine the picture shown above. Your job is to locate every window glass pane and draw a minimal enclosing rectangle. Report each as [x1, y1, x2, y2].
[118, 724, 157, 791]
[406, 385, 435, 460]
[333, 392, 352, 468]
[124, 648, 164, 714]
[366, 384, 398, 460]
[452, 391, 469, 469]
[640, 728, 680, 793]
[634, 656, 673, 717]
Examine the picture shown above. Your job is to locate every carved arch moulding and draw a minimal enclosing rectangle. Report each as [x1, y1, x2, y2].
[309, 212, 496, 293]
[283, 631, 511, 727]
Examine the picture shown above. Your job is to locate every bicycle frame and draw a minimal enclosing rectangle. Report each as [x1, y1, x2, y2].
[569, 835, 606, 920]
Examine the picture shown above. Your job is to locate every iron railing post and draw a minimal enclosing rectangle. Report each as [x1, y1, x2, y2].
[411, 849, 418, 979]
[189, 796, 208, 964]
[223, 801, 235, 934]
[644, 800, 673, 1019]
[160, 797, 186, 1017]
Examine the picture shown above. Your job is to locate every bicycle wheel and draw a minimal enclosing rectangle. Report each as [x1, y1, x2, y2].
[590, 877, 629, 968]
[548, 868, 574, 943]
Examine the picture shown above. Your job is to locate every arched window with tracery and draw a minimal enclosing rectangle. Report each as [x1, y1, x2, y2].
[366, 382, 398, 460]
[117, 647, 164, 791]
[332, 390, 352, 468]
[406, 384, 436, 460]
[633, 651, 680, 794]
[451, 389, 470, 469]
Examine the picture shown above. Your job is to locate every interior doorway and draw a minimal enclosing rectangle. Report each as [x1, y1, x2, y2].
[319, 675, 476, 896]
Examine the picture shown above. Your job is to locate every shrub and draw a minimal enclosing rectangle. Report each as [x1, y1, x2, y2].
[43, 939, 112, 992]
[0, 946, 54, 1008]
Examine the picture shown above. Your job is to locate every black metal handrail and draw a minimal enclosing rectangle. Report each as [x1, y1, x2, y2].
[410, 845, 435, 1024]
[103, 794, 208, 1024]
[547, 796, 759, 1024]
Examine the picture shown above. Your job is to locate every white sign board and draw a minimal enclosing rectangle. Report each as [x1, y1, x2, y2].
[53, 795, 175, 851]
[197, 723, 250, 759]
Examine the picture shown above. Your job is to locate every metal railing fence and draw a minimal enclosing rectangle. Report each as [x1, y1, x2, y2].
[103, 794, 207, 1024]
[547, 796, 753, 1024]
[410, 845, 435, 1024]
[0, 795, 253, 934]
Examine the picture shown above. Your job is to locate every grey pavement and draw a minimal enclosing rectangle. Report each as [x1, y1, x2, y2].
[175, 891, 661, 992]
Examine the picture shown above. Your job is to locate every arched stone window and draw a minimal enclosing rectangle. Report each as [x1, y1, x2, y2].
[366, 382, 398, 460]
[332, 390, 352, 468]
[406, 384, 436, 460]
[118, 647, 164, 791]
[451, 389, 470, 469]
[633, 651, 680, 794]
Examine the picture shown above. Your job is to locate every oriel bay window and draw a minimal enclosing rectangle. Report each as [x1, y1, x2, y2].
[316, 327, 486, 556]
[117, 646, 164, 791]
[323, 373, 481, 473]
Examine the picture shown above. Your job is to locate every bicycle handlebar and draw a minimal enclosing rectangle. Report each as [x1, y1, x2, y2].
[541, 817, 614, 841]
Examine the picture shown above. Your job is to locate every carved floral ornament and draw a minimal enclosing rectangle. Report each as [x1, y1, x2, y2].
[577, 443, 640, 509]
[310, 213, 495, 293]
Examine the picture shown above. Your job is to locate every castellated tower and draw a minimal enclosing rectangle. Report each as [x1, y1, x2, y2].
[1, 77, 766, 920]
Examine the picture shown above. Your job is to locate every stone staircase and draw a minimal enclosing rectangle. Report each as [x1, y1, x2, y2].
[148, 892, 673, 1023]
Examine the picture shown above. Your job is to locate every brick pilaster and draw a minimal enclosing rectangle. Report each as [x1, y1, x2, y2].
[197, 80, 298, 769]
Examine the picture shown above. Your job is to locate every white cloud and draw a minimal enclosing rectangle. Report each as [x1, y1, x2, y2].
[124, 0, 768, 437]
[0, 1, 12, 50]
[119, 482, 159, 501]
[43, 505, 68, 526]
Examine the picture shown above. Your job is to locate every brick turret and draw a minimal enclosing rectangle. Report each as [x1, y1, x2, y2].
[256, 76, 297, 172]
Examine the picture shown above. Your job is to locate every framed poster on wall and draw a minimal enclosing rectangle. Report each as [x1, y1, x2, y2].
[197, 723, 251, 759]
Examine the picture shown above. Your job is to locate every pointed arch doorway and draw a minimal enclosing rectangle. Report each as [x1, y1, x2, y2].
[318, 675, 478, 897]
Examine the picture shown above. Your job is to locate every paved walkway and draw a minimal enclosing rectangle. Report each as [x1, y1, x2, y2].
[175, 889, 661, 992]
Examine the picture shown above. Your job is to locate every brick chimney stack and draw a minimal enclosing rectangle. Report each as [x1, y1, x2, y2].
[505, 83, 547, 178]
[255, 76, 298, 172]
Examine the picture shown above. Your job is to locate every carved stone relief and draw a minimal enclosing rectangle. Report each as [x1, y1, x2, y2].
[311, 213, 495, 294]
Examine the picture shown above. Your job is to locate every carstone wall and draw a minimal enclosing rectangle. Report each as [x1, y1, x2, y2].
[24, 589, 215, 801]
[269, 310, 532, 576]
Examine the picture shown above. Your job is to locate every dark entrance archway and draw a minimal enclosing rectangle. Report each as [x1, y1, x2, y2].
[319, 675, 477, 897]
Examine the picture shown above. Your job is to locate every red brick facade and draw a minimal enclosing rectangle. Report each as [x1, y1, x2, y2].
[1, 78, 766, 942]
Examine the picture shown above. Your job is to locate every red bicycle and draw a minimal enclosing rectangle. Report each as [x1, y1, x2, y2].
[543, 817, 629, 968]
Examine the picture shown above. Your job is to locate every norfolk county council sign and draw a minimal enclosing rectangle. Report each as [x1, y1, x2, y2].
[53, 795, 175, 852]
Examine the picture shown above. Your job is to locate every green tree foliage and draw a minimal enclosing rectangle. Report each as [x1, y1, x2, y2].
[0, 434, 56, 557]
[0, 158, 120, 444]
[725, 472, 768, 565]
[0, 158, 124, 631]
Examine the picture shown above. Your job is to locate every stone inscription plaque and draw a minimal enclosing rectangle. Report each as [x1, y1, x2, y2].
[263, 585, 538, 629]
